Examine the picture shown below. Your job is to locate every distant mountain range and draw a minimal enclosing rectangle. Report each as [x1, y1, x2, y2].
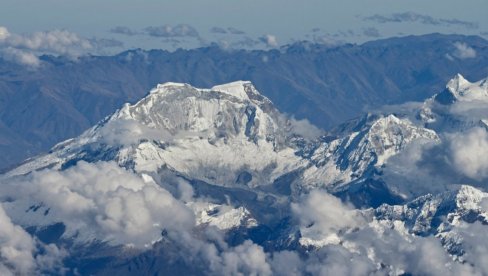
[0, 33, 487, 170]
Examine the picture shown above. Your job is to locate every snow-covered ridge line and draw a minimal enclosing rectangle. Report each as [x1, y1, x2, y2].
[150, 80, 255, 101]
[436, 74, 488, 104]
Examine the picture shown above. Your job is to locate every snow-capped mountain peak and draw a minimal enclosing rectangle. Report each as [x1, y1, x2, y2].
[110, 80, 278, 137]
[454, 184, 487, 211]
[417, 74, 488, 132]
[301, 114, 439, 192]
[447, 73, 470, 92]
[4, 81, 304, 188]
[435, 74, 488, 104]
[211, 80, 254, 100]
[148, 80, 268, 105]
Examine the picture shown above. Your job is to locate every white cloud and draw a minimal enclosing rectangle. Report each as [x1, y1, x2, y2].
[358, 228, 477, 276]
[1, 159, 278, 273]
[219, 240, 272, 275]
[362, 27, 381, 38]
[144, 24, 199, 38]
[311, 34, 344, 47]
[98, 118, 170, 146]
[0, 26, 122, 67]
[292, 190, 365, 243]
[288, 117, 324, 140]
[269, 251, 303, 276]
[210, 27, 227, 34]
[2, 161, 195, 247]
[2, 157, 488, 274]
[288, 188, 486, 275]
[0, 204, 66, 275]
[164, 229, 273, 275]
[110, 26, 139, 36]
[455, 222, 488, 274]
[379, 124, 488, 198]
[230, 36, 260, 48]
[363, 12, 479, 30]
[227, 27, 245, 35]
[449, 127, 488, 180]
[259, 34, 278, 48]
[481, 198, 488, 212]
[449, 100, 488, 119]
[304, 245, 377, 276]
[2, 47, 41, 67]
[453, 42, 476, 59]
[0, 204, 36, 275]
[97, 117, 213, 147]
[381, 139, 452, 198]
[0, 26, 10, 40]
[2, 28, 92, 56]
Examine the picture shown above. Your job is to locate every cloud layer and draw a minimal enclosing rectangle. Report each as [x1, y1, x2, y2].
[2, 161, 194, 247]
[0, 204, 65, 275]
[0, 26, 123, 67]
[363, 12, 479, 29]
[289, 190, 487, 275]
[453, 42, 477, 59]
[144, 24, 199, 38]
[449, 127, 488, 180]
[259, 34, 278, 48]
[1, 153, 487, 274]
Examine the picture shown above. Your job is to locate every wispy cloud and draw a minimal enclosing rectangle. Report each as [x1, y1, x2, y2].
[363, 12, 479, 30]
[3, 29, 92, 55]
[259, 34, 278, 48]
[0, 26, 123, 67]
[227, 27, 245, 35]
[289, 189, 485, 275]
[89, 37, 124, 50]
[210, 27, 227, 34]
[0, 26, 9, 40]
[210, 27, 246, 36]
[0, 204, 66, 275]
[304, 28, 362, 46]
[362, 27, 381, 38]
[229, 36, 260, 48]
[449, 127, 488, 179]
[110, 26, 139, 36]
[1, 47, 41, 67]
[309, 34, 345, 47]
[0, 27, 91, 67]
[452, 42, 476, 59]
[144, 24, 199, 38]
[2, 161, 194, 247]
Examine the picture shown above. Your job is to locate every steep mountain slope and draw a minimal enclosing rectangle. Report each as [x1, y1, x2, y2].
[1, 34, 487, 170]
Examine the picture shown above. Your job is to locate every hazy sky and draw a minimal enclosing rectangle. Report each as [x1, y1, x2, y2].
[0, 0, 487, 52]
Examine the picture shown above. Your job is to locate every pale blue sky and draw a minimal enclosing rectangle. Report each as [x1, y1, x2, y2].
[0, 0, 487, 51]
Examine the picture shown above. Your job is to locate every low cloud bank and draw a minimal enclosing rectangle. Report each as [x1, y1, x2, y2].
[0, 26, 122, 67]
